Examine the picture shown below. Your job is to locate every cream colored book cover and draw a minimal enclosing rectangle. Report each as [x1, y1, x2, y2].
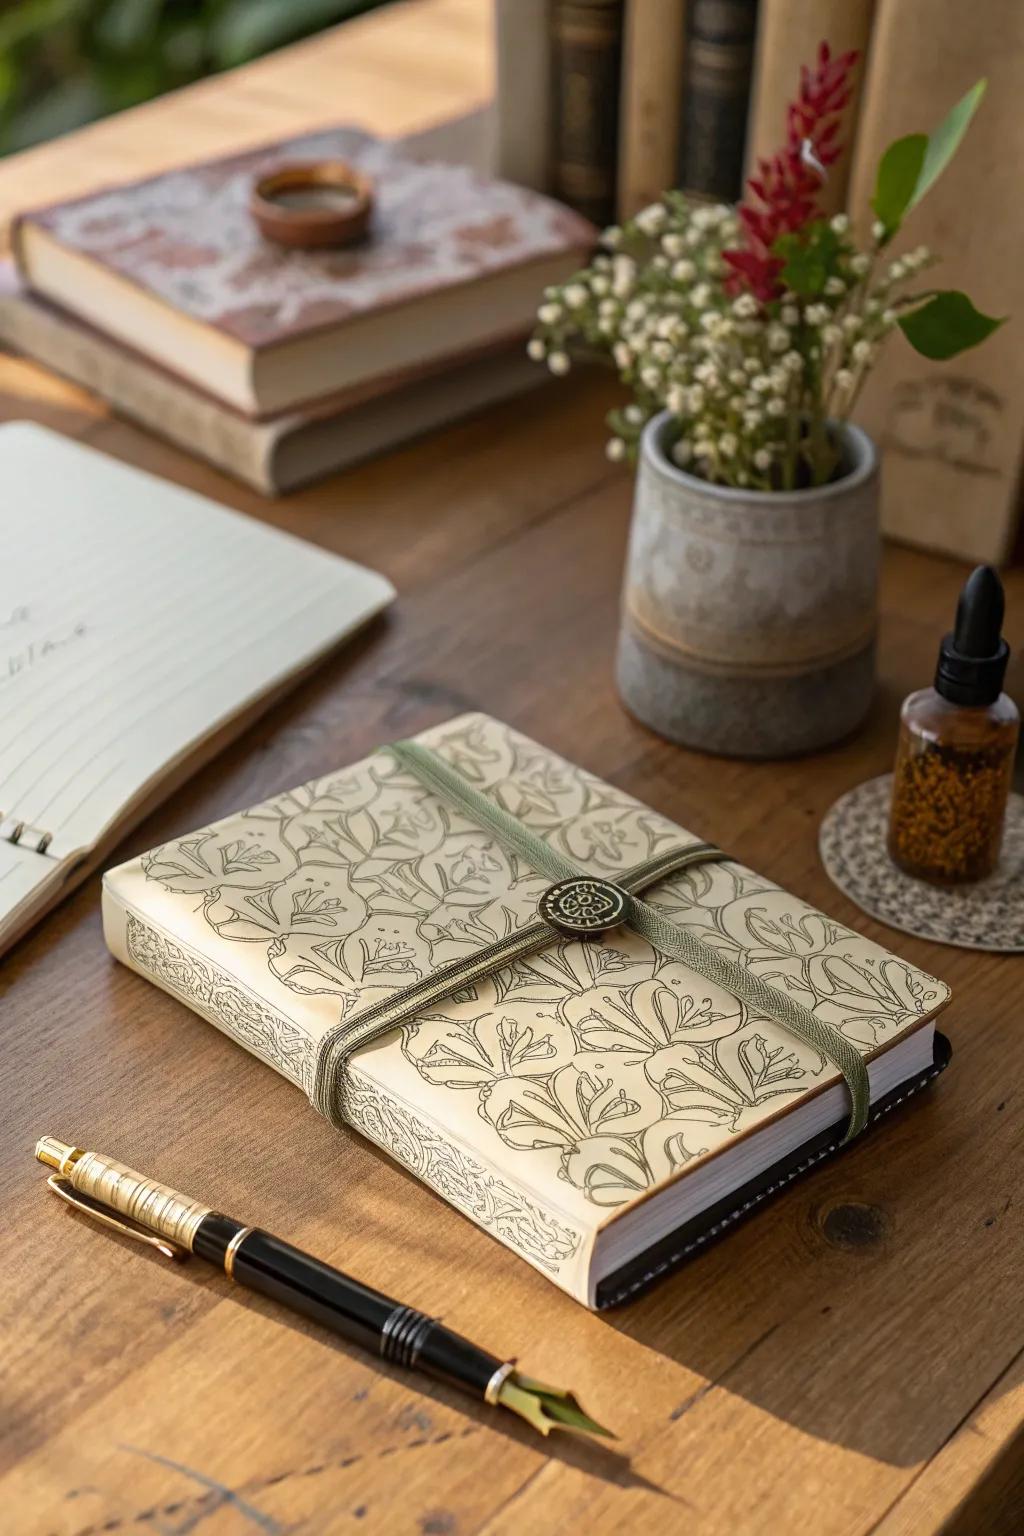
[102, 714, 950, 1306]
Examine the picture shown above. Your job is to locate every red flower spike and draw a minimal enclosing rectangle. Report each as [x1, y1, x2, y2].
[723, 43, 859, 301]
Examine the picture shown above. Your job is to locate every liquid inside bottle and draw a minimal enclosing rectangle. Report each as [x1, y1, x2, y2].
[888, 688, 1018, 883]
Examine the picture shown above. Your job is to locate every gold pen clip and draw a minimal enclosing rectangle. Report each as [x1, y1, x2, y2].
[46, 1174, 188, 1262]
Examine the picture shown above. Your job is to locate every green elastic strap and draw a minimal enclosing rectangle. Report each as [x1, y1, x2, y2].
[391, 739, 869, 1141]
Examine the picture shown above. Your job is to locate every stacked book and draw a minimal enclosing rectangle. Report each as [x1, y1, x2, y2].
[2, 126, 594, 494]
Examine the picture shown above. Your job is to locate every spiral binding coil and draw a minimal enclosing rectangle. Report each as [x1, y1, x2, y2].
[0, 815, 52, 854]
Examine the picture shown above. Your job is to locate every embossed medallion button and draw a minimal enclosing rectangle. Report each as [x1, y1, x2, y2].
[539, 877, 628, 937]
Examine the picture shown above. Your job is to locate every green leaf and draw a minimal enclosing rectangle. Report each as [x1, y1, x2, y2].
[897, 290, 1004, 360]
[915, 79, 987, 207]
[774, 221, 842, 297]
[871, 80, 986, 241]
[871, 134, 926, 239]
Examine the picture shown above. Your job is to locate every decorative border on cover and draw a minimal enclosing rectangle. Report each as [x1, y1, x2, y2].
[342, 1070, 583, 1274]
[125, 912, 317, 1094]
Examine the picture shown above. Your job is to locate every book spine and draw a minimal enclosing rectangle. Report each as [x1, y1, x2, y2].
[494, 0, 553, 190]
[744, 0, 874, 216]
[0, 294, 276, 493]
[617, 0, 688, 219]
[550, 0, 625, 226]
[677, 0, 759, 200]
[845, 0, 1023, 562]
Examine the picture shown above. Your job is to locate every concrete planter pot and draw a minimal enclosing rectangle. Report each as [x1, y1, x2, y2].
[617, 411, 879, 758]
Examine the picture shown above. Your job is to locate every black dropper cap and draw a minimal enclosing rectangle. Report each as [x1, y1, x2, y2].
[934, 565, 1010, 706]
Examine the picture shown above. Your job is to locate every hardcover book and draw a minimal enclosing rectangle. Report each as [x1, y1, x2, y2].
[0, 280, 544, 497]
[102, 714, 951, 1308]
[12, 127, 594, 417]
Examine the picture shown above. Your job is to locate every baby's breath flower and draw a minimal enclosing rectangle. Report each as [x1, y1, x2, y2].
[728, 367, 747, 387]
[767, 323, 790, 352]
[640, 366, 661, 389]
[719, 432, 738, 458]
[888, 259, 907, 282]
[690, 282, 712, 308]
[625, 403, 644, 425]
[842, 314, 862, 335]
[834, 368, 854, 391]
[563, 283, 588, 309]
[823, 323, 843, 346]
[651, 254, 670, 271]
[852, 338, 873, 363]
[605, 437, 626, 461]
[732, 294, 759, 318]
[626, 298, 647, 321]
[590, 275, 609, 296]
[687, 384, 705, 411]
[743, 409, 763, 430]
[824, 277, 846, 297]
[635, 203, 666, 234]
[882, 308, 897, 326]
[753, 447, 773, 470]
[538, 302, 562, 324]
[751, 373, 771, 394]
[671, 439, 693, 466]
[527, 337, 546, 361]
[871, 219, 886, 242]
[666, 385, 686, 414]
[613, 342, 632, 370]
[805, 303, 830, 326]
[547, 351, 570, 375]
[850, 252, 871, 276]
[612, 254, 636, 297]
[661, 233, 686, 258]
[651, 340, 673, 362]
[830, 213, 850, 234]
[770, 366, 790, 394]
[782, 350, 803, 373]
[766, 397, 787, 417]
[744, 356, 760, 375]
[781, 304, 800, 326]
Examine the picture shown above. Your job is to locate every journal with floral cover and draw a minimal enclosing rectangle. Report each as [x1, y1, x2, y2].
[102, 714, 951, 1307]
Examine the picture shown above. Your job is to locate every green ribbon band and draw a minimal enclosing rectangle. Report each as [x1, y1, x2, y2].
[387, 740, 869, 1142]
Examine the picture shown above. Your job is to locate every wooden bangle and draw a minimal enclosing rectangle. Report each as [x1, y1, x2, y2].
[250, 160, 374, 249]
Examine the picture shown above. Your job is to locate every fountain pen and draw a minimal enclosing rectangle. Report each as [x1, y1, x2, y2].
[35, 1136, 611, 1441]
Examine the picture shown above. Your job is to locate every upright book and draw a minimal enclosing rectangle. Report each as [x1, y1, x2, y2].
[551, 0, 625, 226]
[103, 713, 951, 1308]
[12, 127, 594, 417]
[617, 0, 688, 219]
[0, 424, 393, 958]
[678, 0, 759, 201]
[846, 0, 1024, 562]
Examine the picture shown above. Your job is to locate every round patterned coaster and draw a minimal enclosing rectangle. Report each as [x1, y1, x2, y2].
[819, 775, 1024, 953]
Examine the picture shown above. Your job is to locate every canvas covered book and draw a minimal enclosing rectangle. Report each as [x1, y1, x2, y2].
[102, 714, 951, 1308]
[12, 127, 594, 417]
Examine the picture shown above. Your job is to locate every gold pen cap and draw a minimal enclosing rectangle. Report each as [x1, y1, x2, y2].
[35, 1136, 83, 1173]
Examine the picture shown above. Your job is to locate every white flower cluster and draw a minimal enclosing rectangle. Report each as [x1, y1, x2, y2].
[530, 191, 934, 490]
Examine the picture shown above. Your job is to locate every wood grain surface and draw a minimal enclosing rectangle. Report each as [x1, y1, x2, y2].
[1, 4, 1023, 1532]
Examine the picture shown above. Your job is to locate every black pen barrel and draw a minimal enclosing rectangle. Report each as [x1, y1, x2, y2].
[194, 1217, 504, 1396]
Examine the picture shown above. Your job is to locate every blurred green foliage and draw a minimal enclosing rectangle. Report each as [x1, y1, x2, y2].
[0, 0, 389, 154]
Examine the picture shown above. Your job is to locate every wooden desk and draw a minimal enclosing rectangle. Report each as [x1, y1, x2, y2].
[1, 4, 1022, 1532]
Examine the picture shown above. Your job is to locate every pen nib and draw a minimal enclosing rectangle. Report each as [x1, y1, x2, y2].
[497, 1371, 614, 1440]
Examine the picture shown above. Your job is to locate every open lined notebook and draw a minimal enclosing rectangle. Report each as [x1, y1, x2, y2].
[103, 713, 952, 1308]
[0, 423, 393, 956]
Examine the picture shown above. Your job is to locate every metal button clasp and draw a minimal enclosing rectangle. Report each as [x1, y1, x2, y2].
[539, 876, 628, 938]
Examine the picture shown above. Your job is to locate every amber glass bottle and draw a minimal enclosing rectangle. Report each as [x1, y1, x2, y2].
[889, 566, 1019, 884]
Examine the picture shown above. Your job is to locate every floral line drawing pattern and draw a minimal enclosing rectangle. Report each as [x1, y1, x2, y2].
[342, 1071, 582, 1271]
[137, 715, 948, 1212]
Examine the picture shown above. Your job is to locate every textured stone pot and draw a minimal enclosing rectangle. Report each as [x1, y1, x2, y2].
[617, 412, 879, 758]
